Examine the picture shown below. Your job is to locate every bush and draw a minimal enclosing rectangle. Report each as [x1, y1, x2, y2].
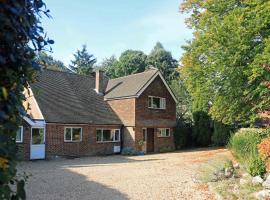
[247, 153, 266, 176]
[121, 147, 140, 156]
[192, 111, 213, 146]
[258, 137, 270, 159]
[159, 146, 174, 153]
[211, 121, 231, 146]
[228, 128, 270, 176]
[173, 119, 192, 149]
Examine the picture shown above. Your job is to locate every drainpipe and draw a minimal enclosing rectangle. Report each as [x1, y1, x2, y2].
[120, 125, 124, 153]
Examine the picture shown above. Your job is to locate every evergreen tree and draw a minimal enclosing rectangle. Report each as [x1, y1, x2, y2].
[147, 42, 178, 82]
[69, 44, 96, 75]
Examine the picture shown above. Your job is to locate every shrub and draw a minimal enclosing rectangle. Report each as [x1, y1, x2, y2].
[228, 128, 270, 176]
[121, 147, 140, 156]
[192, 111, 213, 146]
[173, 119, 192, 149]
[159, 146, 174, 153]
[247, 153, 266, 176]
[258, 137, 270, 159]
[211, 121, 231, 146]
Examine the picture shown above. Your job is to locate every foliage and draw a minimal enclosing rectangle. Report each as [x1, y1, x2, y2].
[180, 0, 270, 125]
[229, 128, 270, 176]
[36, 51, 69, 72]
[159, 146, 174, 153]
[192, 111, 212, 146]
[97, 56, 118, 78]
[0, 0, 52, 198]
[211, 121, 231, 146]
[170, 77, 192, 121]
[246, 153, 266, 176]
[121, 147, 140, 156]
[174, 119, 192, 149]
[112, 50, 147, 78]
[69, 44, 96, 75]
[258, 137, 270, 160]
[101, 42, 178, 80]
[146, 42, 178, 82]
[198, 156, 234, 183]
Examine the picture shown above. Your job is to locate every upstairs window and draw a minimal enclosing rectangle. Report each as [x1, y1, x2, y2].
[96, 129, 120, 142]
[157, 128, 170, 137]
[148, 96, 166, 109]
[64, 127, 82, 142]
[16, 126, 23, 143]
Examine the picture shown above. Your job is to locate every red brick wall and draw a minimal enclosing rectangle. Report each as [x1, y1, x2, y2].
[45, 124, 122, 159]
[135, 76, 176, 127]
[107, 75, 176, 152]
[107, 98, 135, 126]
[16, 122, 31, 160]
[134, 127, 175, 153]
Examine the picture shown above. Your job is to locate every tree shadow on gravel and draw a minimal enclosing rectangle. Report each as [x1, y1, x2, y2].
[22, 163, 129, 200]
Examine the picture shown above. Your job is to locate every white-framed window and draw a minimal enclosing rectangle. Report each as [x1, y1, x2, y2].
[96, 129, 120, 142]
[64, 127, 82, 142]
[157, 128, 170, 137]
[148, 96, 166, 109]
[16, 126, 23, 143]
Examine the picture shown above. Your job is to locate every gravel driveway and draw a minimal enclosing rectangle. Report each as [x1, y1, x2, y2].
[18, 148, 230, 200]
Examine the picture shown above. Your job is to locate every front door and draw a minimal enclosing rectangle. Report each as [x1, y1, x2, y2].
[30, 127, 45, 160]
[146, 128, 154, 153]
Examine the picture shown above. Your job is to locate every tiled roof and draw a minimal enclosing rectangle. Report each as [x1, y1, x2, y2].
[30, 69, 122, 124]
[105, 69, 158, 99]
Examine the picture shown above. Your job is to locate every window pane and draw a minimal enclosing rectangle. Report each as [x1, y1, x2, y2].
[161, 98, 166, 109]
[114, 130, 120, 141]
[96, 129, 102, 142]
[103, 129, 113, 141]
[16, 127, 22, 142]
[153, 97, 161, 108]
[148, 97, 152, 107]
[157, 128, 169, 137]
[65, 128, 71, 141]
[72, 128, 81, 141]
[166, 129, 170, 136]
[32, 128, 44, 144]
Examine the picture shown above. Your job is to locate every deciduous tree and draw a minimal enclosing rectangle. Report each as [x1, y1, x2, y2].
[180, 0, 270, 125]
[0, 0, 52, 198]
[36, 52, 69, 72]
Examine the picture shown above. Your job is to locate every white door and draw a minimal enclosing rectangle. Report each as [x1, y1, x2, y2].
[30, 127, 45, 160]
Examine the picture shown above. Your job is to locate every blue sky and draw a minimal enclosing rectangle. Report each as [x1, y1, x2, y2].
[42, 0, 193, 65]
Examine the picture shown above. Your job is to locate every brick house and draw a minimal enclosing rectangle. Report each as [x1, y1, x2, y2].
[16, 68, 177, 160]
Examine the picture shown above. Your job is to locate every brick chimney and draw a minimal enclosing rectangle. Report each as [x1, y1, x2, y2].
[95, 70, 105, 95]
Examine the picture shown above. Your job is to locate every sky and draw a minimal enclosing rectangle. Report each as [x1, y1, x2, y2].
[42, 0, 193, 66]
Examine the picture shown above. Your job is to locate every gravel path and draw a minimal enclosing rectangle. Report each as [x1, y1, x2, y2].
[18, 148, 230, 200]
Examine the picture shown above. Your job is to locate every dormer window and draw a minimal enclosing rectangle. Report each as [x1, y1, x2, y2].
[148, 96, 166, 109]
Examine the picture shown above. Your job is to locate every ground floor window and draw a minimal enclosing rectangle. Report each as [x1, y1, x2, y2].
[96, 129, 120, 142]
[157, 128, 170, 137]
[64, 127, 82, 142]
[16, 126, 23, 143]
